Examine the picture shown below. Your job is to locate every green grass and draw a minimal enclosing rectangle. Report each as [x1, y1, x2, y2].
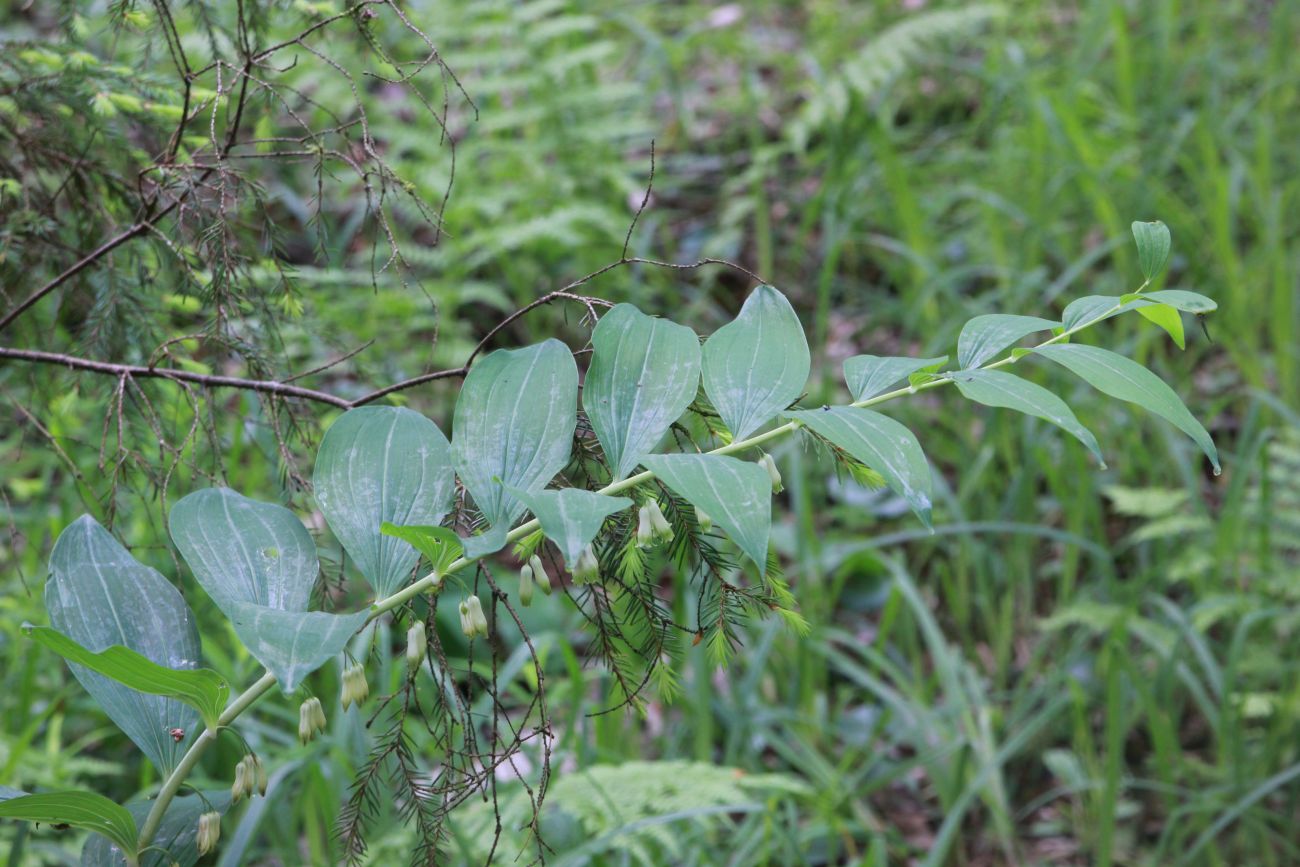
[2, 0, 1298, 864]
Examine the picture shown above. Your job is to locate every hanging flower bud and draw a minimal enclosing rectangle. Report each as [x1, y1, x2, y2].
[573, 544, 600, 584]
[466, 594, 489, 637]
[342, 663, 368, 708]
[354, 664, 368, 705]
[518, 561, 535, 607]
[298, 700, 313, 744]
[534, 562, 553, 595]
[695, 507, 713, 533]
[252, 753, 268, 797]
[197, 811, 221, 855]
[458, 599, 474, 637]
[406, 621, 427, 671]
[636, 505, 655, 548]
[231, 756, 249, 803]
[340, 664, 360, 710]
[646, 498, 674, 543]
[299, 697, 326, 744]
[759, 452, 783, 493]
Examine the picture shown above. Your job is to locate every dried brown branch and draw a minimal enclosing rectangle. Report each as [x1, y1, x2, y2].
[0, 347, 352, 407]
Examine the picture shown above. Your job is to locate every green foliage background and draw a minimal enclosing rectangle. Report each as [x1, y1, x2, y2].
[1, 1, 1297, 864]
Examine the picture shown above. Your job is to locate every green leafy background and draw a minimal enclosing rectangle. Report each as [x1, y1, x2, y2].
[1, 2, 1296, 865]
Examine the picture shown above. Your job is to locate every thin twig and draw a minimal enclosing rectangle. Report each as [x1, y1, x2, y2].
[0, 347, 351, 407]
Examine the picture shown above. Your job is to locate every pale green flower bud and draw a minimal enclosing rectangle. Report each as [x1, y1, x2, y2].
[759, 453, 783, 493]
[458, 599, 474, 637]
[231, 757, 248, 803]
[298, 701, 314, 744]
[406, 621, 427, 671]
[646, 498, 673, 542]
[518, 562, 535, 607]
[252, 754, 268, 797]
[573, 544, 600, 584]
[342, 663, 368, 708]
[535, 563, 553, 595]
[695, 507, 713, 532]
[636, 505, 654, 548]
[310, 696, 326, 730]
[466, 594, 489, 637]
[299, 697, 326, 743]
[197, 811, 221, 855]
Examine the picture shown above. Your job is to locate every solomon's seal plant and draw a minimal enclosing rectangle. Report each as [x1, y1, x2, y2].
[0, 222, 1220, 864]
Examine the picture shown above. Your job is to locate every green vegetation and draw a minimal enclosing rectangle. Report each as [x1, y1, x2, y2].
[1, 1, 1296, 865]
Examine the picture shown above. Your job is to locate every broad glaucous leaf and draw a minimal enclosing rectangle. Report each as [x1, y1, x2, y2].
[1060, 295, 1152, 331]
[640, 453, 771, 569]
[379, 523, 463, 576]
[0, 788, 23, 802]
[314, 406, 456, 596]
[24, 625, 228, 731]
[957, 314, 1059, 369]
[0, 791, 138, 857]
[507, 486, 633, 568]
[82, 792, 231, 867]
[227, 605, 370, 692]
[1131, 220, 1171, 282]
[170, 488, 316, 612]
[170, 488, 364, 692]
[787, 407, 934, 527]
[452, 340, 578, 557]
[583, 304, 701, 481]
[950, 370, 1104, 465]
[702, 285, 810, 440]
[1035, 344, 1220, 472]
[45, 516, 201, 774]
[843, 355, 948, 402]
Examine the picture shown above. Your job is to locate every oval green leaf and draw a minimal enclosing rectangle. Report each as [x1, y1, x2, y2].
[1035, 344, 1219, 472]
[957, 314, 1059, 369]
[170, 488, 366, 692]
[786, 407, 933, 527]
[170, 487, 317, 613]
[507, 486, 633, 568]
[951, 370, 1104, 465]
[640, 453, 771, 569]
[1131, 220, 1171, 282]
[0, 791, 137, 857]
[702, 285, 810, 440]
[227, 605, 370, 692]
[379, 523, 464, 576]
[24, 625, 228, 732]
[45, 516, 201, 775]
[315, 406, 456, 596]
[1061, 295, 1152, 331]
[1134, 303, 1185, 348]
[583, 304, 701, 481]
[843, 355, 948, 402]
[1140, 289, 1217, 314]
[451, 339, 578, 554]
[82, 791, 232, 867]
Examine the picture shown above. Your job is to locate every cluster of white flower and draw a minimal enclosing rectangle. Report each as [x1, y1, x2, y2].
[298, 697, 326, 744]
[339, 663, 368, 710]
[459, 595, 489, 638]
